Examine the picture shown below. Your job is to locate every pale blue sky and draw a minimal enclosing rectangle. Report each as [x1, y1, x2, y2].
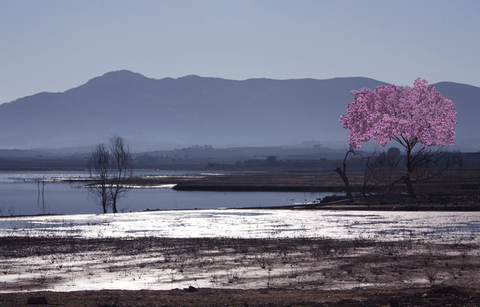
[1, 0, 479, 104]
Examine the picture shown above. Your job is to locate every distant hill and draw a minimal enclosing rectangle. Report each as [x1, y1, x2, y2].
[0, 70, 478, 152]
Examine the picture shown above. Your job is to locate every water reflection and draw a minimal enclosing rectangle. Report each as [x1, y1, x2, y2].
[2, 209, 480, 242]
[0, 170, 337, 216]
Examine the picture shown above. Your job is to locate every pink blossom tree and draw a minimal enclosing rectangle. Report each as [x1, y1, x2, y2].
[339, 78, 457, 198]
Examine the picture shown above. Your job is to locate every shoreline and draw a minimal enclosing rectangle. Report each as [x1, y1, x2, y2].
[1, 171, 479, 219]
[1, 192, 479, 219]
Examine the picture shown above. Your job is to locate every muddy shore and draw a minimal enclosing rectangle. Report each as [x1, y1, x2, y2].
[1, 236, 480, 306]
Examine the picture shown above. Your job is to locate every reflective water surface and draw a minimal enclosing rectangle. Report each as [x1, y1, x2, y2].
[1, 171, 480, 241]
[0, 170, 334, 216]
[2, 209, 480, 241]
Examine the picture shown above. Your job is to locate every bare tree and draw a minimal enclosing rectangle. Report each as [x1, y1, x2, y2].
[364, 147, 402, 194]
[407, 146, 459, 189]
[334, 147, 359, 201]
[364, 146, 460, 198]
[87, 143, 111, 213]
[87, 135, 133, 213]
[362, 149, 379, 196]
[401, 145, 461, 198]
[108, 134, 133, 213]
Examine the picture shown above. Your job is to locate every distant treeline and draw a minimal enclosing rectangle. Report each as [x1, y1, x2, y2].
[1, 148, 480, 172]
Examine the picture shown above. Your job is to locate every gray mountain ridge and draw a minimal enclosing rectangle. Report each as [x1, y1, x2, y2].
[0, 70, 479, 152]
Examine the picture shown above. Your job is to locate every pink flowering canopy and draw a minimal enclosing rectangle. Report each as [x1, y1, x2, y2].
[339, 78, 457, 150]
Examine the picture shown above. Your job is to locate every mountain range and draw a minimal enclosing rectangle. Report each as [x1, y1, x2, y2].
[0, 70, 479, 152]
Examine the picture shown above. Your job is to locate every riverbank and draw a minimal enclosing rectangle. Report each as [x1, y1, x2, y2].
[268, 193, 480, 211]
[125, 171, 347, 192]
[121, 171, 480, 211]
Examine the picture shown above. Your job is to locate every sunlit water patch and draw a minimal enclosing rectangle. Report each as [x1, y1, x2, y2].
[1, 210, 480, 241]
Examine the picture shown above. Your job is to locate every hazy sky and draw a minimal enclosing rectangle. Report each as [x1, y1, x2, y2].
[1, 0, 479, 104]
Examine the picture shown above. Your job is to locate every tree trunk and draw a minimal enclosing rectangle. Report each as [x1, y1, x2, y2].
[334, 148, 356, 202]
[102, 186, 108, 213]
[402, 176, 416, 199]
[335, 167, 353, 201]
[404, 146, 416, 198]
[111, 193, 118, 213]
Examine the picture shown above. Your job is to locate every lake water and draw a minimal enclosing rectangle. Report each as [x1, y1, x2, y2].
[0, 170, 336, 216]
[1, 171, 480, 242]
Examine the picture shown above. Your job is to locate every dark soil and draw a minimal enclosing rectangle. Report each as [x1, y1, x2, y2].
[2, 286, 480, 306]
